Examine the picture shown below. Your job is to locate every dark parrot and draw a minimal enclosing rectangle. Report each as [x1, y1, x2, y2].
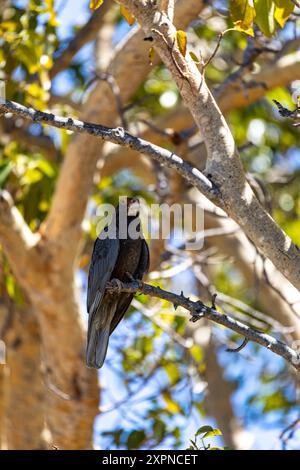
[86, 197, 149, 368]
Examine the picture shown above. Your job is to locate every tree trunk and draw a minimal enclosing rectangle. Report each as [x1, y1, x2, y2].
[4, 301, 46, 449]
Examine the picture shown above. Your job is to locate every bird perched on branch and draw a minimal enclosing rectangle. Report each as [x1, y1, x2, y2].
[86, 197, 149, 369]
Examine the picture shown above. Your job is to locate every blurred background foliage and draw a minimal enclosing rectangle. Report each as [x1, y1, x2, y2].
[1, 0, 300, 450]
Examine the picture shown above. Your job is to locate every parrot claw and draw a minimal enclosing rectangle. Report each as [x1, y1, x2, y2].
[107, 278, 123, 293]
[125, 272, 135, 281]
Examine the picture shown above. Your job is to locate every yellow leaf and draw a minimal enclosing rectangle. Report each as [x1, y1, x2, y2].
[162, 392, 181, 414]
[176, 30, 187, 56]
[233, 20, 254, 36]
[44, 0, 58, 26]
[90, 0, 104, 11]
[149, 47, 155, 66]
[274, 0, 295, 28]
[230, 0, 256, 28]
[120, 6, 135, 26]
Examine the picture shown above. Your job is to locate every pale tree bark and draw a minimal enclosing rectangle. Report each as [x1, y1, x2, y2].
[3, 100, 300, 365]
[95, 5, 117, 71]
[49, 1, 112, 79]
[100, 39, 300, 329]
[201, 200, 300, 340]
[101, 50, 300, 178]
[0, 1, 205, 448]
[1, 299, 46, 449]
[203, 337, 247, 449]
[116, 0, 300, 292]
[186, 313, 245, 449]
[43, 0, 205, 264]
[0, 358, 7, 449]
[0, 192, 99, 449]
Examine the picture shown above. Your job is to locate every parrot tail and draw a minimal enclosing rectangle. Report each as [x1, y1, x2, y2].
[86, 301, 116, 369]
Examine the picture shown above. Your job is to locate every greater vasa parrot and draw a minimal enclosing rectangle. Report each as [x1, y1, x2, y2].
[86, 197, 149, 368]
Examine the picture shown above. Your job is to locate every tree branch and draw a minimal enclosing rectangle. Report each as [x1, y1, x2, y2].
[49, 1, 112, 79]
[116, 0, 300, 292]
[0, 191, 41, 282]
[0, 99, 220, 204]
[160, 0, 174, 22]
[2, 97, 300, 294]
[42, 0, 205, 263]
[101, 50, 300, 177]
[106, 279, 300, 372]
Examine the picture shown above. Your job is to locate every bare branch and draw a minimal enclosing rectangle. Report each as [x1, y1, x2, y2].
[106, 279, 300, 372]
[226, 337, 249, 353]
[0, 191, 41, 283]
[116, 0, 300, 292]
[0, 99, 220, 204]
[160, 0, 174, 22]
[3, 92, 300, 291]
[43, 0, 205, 261]
[102, 50, 300, 176]
[49, 2, 112, 79]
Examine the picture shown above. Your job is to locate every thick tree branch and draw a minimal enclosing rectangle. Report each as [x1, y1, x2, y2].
[0, 185, 99, 449]
[2, 98, 300, 293]
[160, 0, 174, 21]
[43, 0, 205, 263]
[101, 50, 300, 177]
[49, 1, 112, 79]
[106, 279, 300, 372]
[0, 191, 41, 282]
[0, 100, 220, 204]
[116, 0, 300, 292]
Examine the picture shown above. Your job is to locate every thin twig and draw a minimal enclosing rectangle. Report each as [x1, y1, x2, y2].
[94, 72, 128, 129]
[226, 337, 249, 353]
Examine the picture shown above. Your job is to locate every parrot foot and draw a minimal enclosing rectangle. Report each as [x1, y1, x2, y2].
[107, 278, 123, 293]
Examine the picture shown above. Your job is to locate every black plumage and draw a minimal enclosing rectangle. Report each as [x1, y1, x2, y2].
[86, 197, 149, 369]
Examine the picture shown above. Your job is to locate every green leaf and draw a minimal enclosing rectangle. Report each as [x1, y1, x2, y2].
[35, 159, 55, 178]
[120, 6, 135, 26]
[196, 425, 214, 436]
[230, 0, 255, 35]
[190, 344, 203, 362]
[89, 0, 104, 11]
[176, 30, 187, 57]
[274, 0, 295, 28]
[203, 428, 222, 438]
[126, 430, 146, 449]
[153, 419, 166, 442]
[21, 168, 43, 185]
[254, 0, 276, 37]
[0, 162, 13, 188]
[189, 51, 200, 63]
[196, 425, 222, 438]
